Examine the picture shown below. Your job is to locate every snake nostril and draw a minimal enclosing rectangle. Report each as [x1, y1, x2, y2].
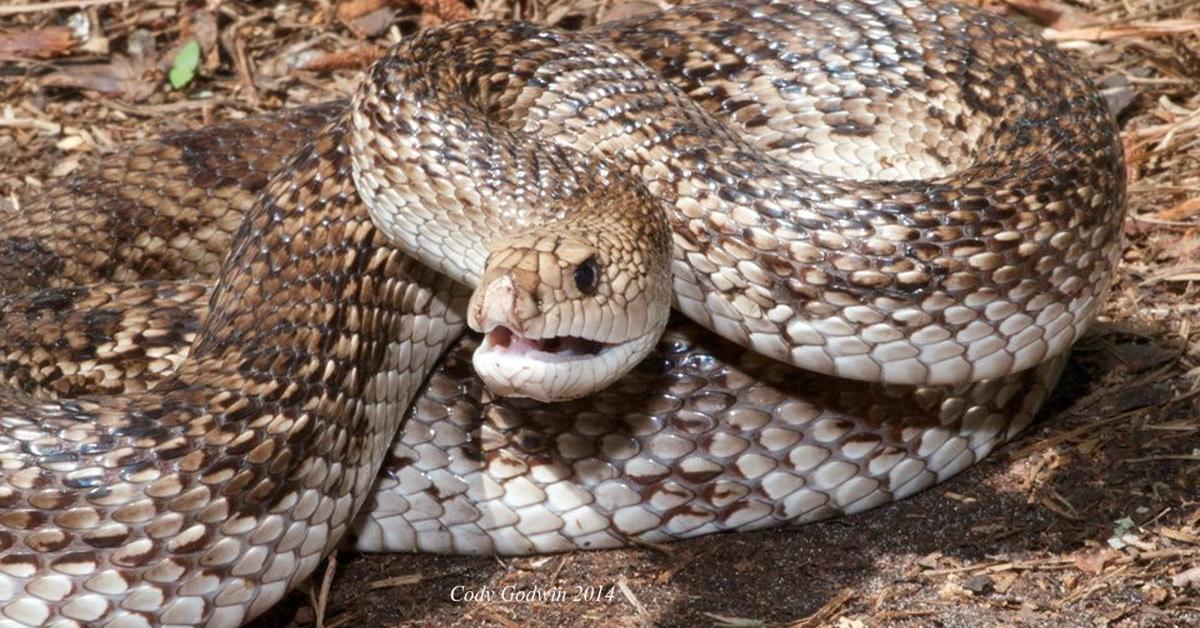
[574, 256, 600, 295]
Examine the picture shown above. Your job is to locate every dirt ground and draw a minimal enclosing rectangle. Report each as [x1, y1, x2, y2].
[1, 0, 1198, 626]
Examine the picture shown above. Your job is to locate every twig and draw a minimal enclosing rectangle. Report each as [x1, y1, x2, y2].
[1120, 454, 1200, 463]
[0, 118, 62, 133]
[786, 588, 856, 628]
[923, 548, 1200, 577]
[0, 0, 129, 16]
[96, 96, 241, 118]
[218, 10, 268, 104]
[367, 573, 424, 590]
[1140, 265, 1200, 286]
[548, 554, 572, 584]
[312, 555, 338, 628]
[1044, 19, 1200, 41]
[626, 535, 675, 555]
[1009, 411, 1139, 460]
[617, 576, 650, 620]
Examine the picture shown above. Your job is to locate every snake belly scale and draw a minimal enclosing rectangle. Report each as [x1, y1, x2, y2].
[0, 0, 1122, 626]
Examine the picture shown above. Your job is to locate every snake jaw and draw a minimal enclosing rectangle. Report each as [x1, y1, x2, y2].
[472, 325, 653, 403]
[467, 274, 655, 402]
[480, 324, 607, 359]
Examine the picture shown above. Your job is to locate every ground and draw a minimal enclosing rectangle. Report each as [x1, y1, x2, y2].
[1, 0, 1198, 626]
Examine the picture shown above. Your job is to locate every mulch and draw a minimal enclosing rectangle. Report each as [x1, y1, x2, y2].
[1, 0, 1198, 625]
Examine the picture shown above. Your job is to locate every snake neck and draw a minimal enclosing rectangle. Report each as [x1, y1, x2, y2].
[347, 23, 676, 401]
[347, 21, 621, 286]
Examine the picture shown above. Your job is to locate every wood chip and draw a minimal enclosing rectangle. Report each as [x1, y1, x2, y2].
[1172, 566, 1200, 589]
[0, 26, 77, 58]
[42, 54, 158, 101]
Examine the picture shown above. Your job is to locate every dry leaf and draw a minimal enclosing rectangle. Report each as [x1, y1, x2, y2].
[42, 54, 158, 102]
[937, 581, 973, 601]
[1071, 548, 1119, 574]
[1004, 0, 1097, 30]
[184, 10, 221, 72]
[955, 0, 1011, 14]
[1145, 584, 1171, 605]
[55, 135, 85, 152]
[917, 551, 944, 569]
[1173, 566, 1200, 589]
[335, 0, 395, 37]
[1158, 527, 1200, 544]
[414, 0, 471, 23]
[350, 7, 397, 37]
[993, 572, 1019, 594]
[337, 0, 388, 23]
[0, 27, 77, 58]
[1153, 197, 1200, 222]
[602, 1, 665, 22]
[337, 0, 471, 34]
[964, 574, 994, 594]
[1099, 74, 1136, 118]
[50, 156, 80, 178]
[302, 46, 385, 72]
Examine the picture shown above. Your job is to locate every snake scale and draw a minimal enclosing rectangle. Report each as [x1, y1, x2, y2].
[0, 0, 1123, 625]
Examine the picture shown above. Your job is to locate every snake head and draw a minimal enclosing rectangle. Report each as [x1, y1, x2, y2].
[467, 231, 671, 402]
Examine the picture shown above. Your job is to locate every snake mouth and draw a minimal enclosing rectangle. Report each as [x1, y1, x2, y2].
[471, 323, 650, 402]
[480, 325, 611, 362]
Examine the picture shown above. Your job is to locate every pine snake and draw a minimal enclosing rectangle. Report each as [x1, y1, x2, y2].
[0, 0, 1123, 625]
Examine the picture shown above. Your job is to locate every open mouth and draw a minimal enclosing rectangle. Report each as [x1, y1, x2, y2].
[480, 325, 613, 362]
[471, 322, 652, 402]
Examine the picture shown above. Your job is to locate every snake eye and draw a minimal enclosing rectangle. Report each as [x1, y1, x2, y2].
[573, 256, 600, 295]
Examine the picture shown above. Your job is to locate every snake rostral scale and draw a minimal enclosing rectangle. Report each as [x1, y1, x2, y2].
[0, 0, 1123, 626]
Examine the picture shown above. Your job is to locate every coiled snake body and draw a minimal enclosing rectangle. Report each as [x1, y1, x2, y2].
[0, 0, 1123, 625]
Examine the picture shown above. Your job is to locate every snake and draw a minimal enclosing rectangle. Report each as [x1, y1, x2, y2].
[0, 0, 1124, 625]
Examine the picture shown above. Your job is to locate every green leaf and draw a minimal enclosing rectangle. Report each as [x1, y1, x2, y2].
[168, 40, 201, 90]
